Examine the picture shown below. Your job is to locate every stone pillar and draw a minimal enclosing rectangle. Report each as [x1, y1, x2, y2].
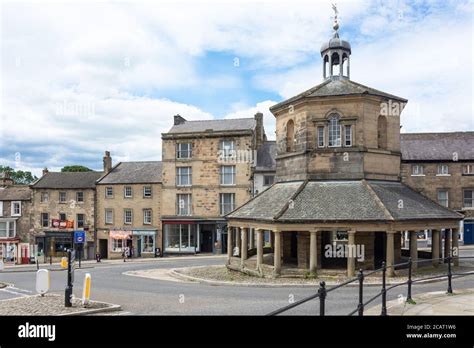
[347, 230, 356, 277]
[249, 229, 254, 249]
[444, 229, 451, 262]
[339, 52, 343, 77]
[256, 229, 264, 270]
[270, 231, 274, 250]
[347, 57, 350, 78]
[235, 227, 241, 257]
[431, 229, 440, 268]
[273, 231, 281, 276]
[439, 229, 444, 264]
[452, 228, 459, 266]
[241, 227, 247, 267]
[323, 56, 326, 79]
[386, 231, 395, 277]
[410, 231, 418, 271]
[329, 54, 333, 76]
[227, 226, 233, 261]
[309, 230, 318, 274]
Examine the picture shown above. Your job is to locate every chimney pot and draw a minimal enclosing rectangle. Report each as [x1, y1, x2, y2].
[42, 168, 49, 176]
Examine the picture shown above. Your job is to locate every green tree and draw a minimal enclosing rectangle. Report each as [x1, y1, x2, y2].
[0, 165, 38, 185]
[61, 165, 93, 172]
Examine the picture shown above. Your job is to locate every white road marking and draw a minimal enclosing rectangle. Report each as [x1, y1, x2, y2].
[0, 288, 29, 297]
[8, 286, 32, 293]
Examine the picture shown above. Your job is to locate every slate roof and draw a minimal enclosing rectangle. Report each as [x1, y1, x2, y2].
[270, 78, 407, 111]
[97, 161, 162, 184]
[0, 185, 31, 201]
[227, 180, 462, 222]
[401, 132, 474, 161]
[255, 141, 276, 172]
[166, 118, 256, 134]
[32, 172, 103, 189]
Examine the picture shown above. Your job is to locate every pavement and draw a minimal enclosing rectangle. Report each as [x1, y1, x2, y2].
[366, 288, 474, 315]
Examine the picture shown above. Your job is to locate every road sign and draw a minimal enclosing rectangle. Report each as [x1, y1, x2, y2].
[74, 231, 86, 244]
[36, 269, 50, 295]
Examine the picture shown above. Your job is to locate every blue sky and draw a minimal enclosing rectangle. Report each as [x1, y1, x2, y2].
[1, 0, 473, 175]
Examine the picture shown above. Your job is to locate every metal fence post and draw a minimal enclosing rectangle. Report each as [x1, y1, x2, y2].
[357, 269, 364, 316]
[447, 256, 453, 294]
[381, 261, 387, 316]
[318, 281, 326, 316]
[407, 257, 412, 302]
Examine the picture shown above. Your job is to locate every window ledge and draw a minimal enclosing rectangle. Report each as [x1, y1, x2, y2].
[411, 174, 425, 177]
[436, 174, 451, 177]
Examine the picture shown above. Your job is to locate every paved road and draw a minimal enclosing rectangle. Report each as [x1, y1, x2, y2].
[0, 255, 473, 315]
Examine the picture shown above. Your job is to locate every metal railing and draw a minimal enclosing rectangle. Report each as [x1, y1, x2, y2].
[267, 255, 474, 316]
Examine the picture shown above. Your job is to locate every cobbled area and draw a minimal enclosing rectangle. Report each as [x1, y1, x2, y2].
[0, 293, 112, 315]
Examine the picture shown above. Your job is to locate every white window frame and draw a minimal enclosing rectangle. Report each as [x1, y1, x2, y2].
[105, 209, 114, 224]
[105, 187, 113, 198]
[177, 194, 192, 216]
[437, 164, 450, 176]
[463, 189, 474, 208]
[143, 209, 152, 225]
[328, 115, 341, 147]
[317, 126, 325, 148]
[59, 192, 67, 203]
[463, 164, 473, 175]
[124, 209, 133, 224]
[142, 235, 155, 253]
[437, 190, 449, 207]
[0, 201, 3, 217]
[220, 193, 235, 216]
[411, 165, 424, 176]
[176, 167, 192, 186]
[11, 201, 21, 216]
[0, 220, 16, 238]
[124, 186, 133, 198]
[220, 165, 236, 186]
[40, 192, 49, 203]
[344, 125, 352, 147]
[176, 143, 192, 159]
[220, 140, 235, 157]
[76, 191, 84, 202]
[112, 239, 124, 252]
[143, 186, 152, 198]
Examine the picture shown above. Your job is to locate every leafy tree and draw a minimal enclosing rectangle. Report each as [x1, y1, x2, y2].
[0, 165, 38, 185]
[61, 165, 93, 172]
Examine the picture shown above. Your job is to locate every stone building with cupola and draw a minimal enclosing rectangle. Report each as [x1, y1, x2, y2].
[226, 13, 462, 278]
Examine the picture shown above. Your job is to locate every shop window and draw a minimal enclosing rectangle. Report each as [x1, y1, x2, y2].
[142, 235, 154, 253]
[112, 239, 124, 252]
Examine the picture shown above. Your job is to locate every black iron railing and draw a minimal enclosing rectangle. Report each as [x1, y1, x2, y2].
[267, 255, 474, 316]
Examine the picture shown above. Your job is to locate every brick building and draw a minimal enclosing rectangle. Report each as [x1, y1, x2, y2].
[0, 173, 33, 264]
[96, 160, 163, 259]
[160, 113, 266, 254]
[400, 132, 474, 244]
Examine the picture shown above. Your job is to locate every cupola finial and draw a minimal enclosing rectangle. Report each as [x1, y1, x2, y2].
[332, 3, 339, 32]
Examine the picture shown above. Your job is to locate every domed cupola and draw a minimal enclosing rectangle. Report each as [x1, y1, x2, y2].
[320, 5, 351, 80]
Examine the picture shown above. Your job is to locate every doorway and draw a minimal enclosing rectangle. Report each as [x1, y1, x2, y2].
[99, 239, 108, 259]
[374, 232, 386, 269]
[137, 238, 142, 257]
[200, 225, 214, 253]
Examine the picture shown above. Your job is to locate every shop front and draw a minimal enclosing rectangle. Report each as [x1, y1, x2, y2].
[108, 230, 132, 259]
[0, 238, 19, 263]
[132, 230, 157, 257]
[35, 231, 74, 259]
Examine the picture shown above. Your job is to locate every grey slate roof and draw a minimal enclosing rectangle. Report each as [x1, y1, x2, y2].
[98, 161, 162, 184]
[255, 141, 276, 172]
[401, 132, 474, 161]
[0, 186, 31, 201]
[167, 118, 256, 134]
[270, 78, 407, 111]
[227, 180, 462, 222]
[32, 172, 103, 189]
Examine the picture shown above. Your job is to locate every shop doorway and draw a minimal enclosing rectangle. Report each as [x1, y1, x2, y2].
[137, 238, 142, 257]
[200, 225, 214, 253]
[99, 239, 108, 259]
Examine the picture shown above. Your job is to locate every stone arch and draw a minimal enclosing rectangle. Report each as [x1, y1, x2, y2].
[377, 115, 388, 149]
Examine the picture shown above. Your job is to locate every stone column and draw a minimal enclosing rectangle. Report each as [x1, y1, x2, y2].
[249, 228, 254, 249]
[439, 229, 444, 264]
[273, 231, 282, 276]
[329, 54, 333, 76]
[270, 231, 274, 250]
[309, 230, 318, 274]
[235, 227, 241, 257]
[386, 231, 395, 277]
[444, 229, 451, 262]
[256, 229, 264, 270]
[241, 227, 247, 267]
[227, 226, 233, 261]
[431, 229, 440, 268]
[452, 228, 459, 266]
[410, 231, 418, 271]
[347, 230, 356, 277]
[339, 52, 343, 77]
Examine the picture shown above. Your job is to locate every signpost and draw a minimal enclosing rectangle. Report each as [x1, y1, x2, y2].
[64, 249, 75, 307]
[74, 231, 85, 268]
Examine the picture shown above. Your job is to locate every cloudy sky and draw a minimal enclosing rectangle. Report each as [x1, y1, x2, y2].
[1, 0, 473, 176]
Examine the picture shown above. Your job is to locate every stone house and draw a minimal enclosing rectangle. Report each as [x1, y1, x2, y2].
[96, 160, 163, 259]
[0, 172, 33, 264]
[400, 132, 474, 245]
[160, 113, 266, 254]
[30, 168, 103, 260]
[226, 17, 462, 278]
[252, 141, 276, 197]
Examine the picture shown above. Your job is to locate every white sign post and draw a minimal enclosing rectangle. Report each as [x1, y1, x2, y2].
[82, 273, 91, 306]
[36, 269, 50, 296]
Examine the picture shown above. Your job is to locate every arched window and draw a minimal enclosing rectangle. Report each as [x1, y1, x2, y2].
[328, 114, 341, 147]
[286, 119, 295, 152]
[377, 115, 388, 149]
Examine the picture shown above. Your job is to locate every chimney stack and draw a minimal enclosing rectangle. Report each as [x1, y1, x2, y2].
[0, 172, 14, 187]
[42, 168, 49, 176]
[254, 112, 266, 147]
[174, 114, 186, 126]
[103, 151, 112, 173]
